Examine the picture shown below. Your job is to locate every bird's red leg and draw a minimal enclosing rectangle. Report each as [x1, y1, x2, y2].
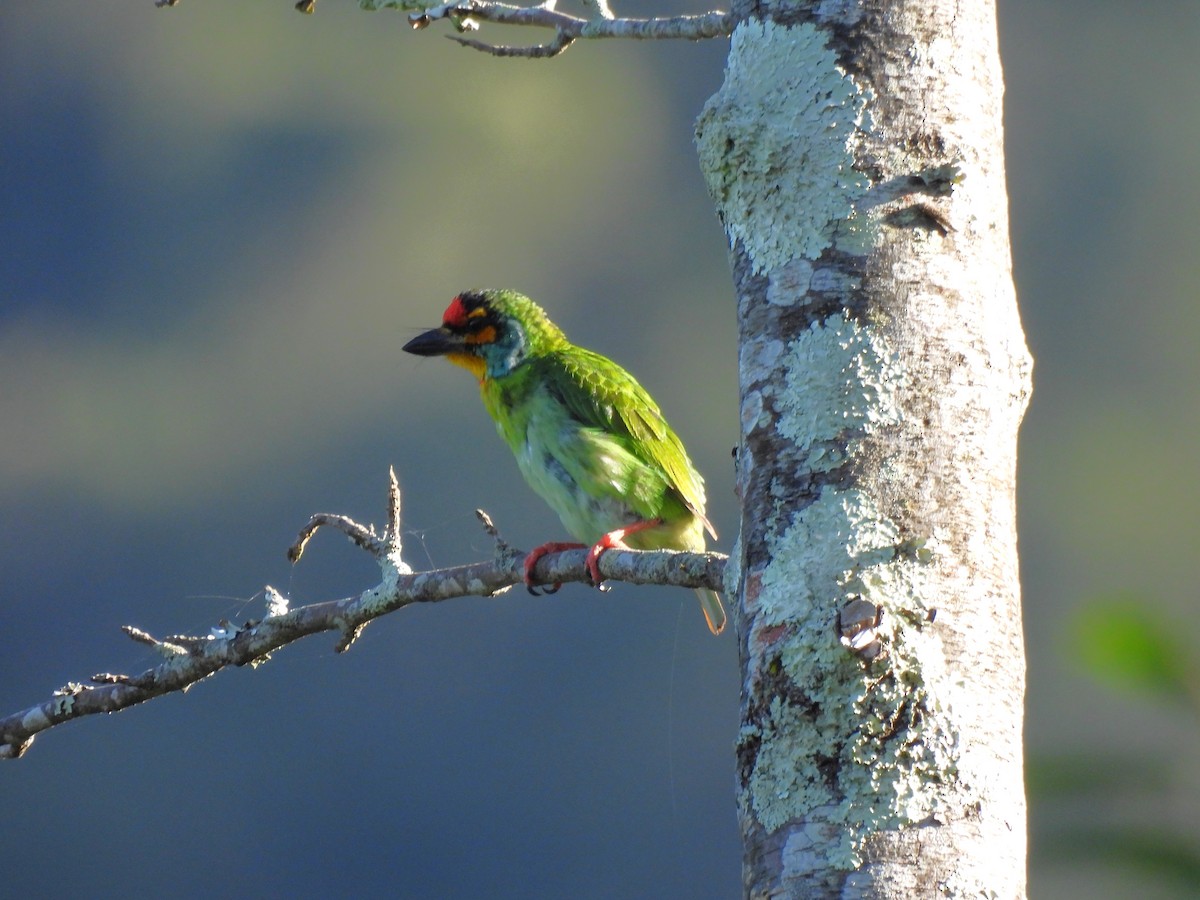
[523, 541, 586, 595]
[585, 519, 663, 587]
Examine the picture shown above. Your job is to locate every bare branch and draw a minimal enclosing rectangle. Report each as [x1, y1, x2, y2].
[288, 513, 386, 562]
[154, 1, 732, 58]
[1, 471, 727, 760]
[385, 465, 403, 543]
[390, 2, 734, 58]
[448, 29, 575, 58]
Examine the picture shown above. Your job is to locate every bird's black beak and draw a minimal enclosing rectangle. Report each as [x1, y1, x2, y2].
[402, 327, 463, 357]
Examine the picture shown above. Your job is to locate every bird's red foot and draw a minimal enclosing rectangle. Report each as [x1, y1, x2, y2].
[523, 541, 585, 595]
[585, 519, 663, 587]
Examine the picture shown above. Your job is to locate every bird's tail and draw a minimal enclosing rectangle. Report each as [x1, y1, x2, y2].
[695, 588, 727, 635]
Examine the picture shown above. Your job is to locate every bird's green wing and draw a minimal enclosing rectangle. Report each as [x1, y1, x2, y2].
[538, 348, 715, 538]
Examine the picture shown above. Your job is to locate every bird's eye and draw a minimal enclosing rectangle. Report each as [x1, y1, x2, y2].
[466, 313, 492, 332]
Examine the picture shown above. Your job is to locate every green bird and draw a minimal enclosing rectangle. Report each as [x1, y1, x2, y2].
[402, 289, 726, 635]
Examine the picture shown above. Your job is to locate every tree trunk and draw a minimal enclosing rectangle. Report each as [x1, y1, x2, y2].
[695, 2, 1031, 896]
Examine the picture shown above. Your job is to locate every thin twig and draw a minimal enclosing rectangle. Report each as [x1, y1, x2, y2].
[288, 513, 386, 562]
[386, 466, 403, 544]
[448, 30, 574, 58]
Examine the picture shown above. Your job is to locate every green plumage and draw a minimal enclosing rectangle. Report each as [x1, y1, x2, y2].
[403, 289, 725, 634]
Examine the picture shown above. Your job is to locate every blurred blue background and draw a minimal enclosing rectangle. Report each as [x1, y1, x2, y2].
[1, 2, 1196, 897]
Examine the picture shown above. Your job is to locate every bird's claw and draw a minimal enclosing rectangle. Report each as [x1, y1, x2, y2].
[584, 541, 608, 588]
[583, 520, 660, 592]
[584, 550, 612, 591]
[523, 541, 585, 596]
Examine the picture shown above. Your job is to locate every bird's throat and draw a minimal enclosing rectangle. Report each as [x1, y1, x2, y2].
[446, 352, 487, 381]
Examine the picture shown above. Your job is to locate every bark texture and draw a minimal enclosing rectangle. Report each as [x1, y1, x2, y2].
[695, 1, 1031, 896]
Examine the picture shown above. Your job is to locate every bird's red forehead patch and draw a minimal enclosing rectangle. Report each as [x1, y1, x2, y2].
[443, 294, 489, 329]
[442, 295, 470, 329]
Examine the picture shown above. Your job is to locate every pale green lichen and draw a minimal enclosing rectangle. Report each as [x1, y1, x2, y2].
[776, 312, 907, 471]
[749, 487, 955, 862]
[695, 19, 871, 274]
[749, 699, 841, 839]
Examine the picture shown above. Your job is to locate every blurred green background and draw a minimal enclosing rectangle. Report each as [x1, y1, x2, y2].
[1, 2, 1196, 897]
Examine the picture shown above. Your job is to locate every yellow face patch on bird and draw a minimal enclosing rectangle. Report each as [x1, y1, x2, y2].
[446, 351, 487, 380]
